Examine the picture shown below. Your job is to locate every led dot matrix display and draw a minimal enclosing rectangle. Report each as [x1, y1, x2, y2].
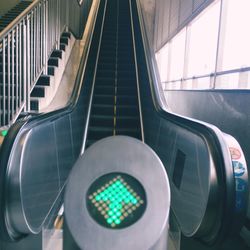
[87, 173, 146, 229]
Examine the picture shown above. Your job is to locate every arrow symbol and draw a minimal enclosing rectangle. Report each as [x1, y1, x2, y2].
[89, 176, 144, 228]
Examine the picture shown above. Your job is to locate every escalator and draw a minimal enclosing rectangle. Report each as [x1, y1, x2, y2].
[0, 0, 248, 249]
[86, 0, 141, 148]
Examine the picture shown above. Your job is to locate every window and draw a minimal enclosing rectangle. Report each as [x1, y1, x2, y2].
[155, 44, 169, 83]
[186, 1, 220, 77]
[169, 29, 186, 81]
[218, 0, 250, 71]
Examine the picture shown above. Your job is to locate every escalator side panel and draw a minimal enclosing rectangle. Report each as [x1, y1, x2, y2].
[0, 0, 106, 241]
[130, 0, 238, 245]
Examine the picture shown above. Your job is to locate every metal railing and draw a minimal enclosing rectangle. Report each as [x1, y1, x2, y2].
[0, 0, 71, 127]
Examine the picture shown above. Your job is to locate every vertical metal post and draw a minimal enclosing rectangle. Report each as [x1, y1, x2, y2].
[56, 0, 59, 49]
[23, 21, 27, 111]
[66, 0, 69, 31]
[183, 27, 190, 89]
[7, 33, 11, 123]
[0, 40, 2, 126]
[44, 0, 48, 74]
[30, 11, 34, 85]
[3, 38, 6, 125]
[38, 4, 40, 74]
[33, 9, 36, 83]
[213, 0, 225, 89]
[26, 16, 31, 111]
[11, 30, 15, 119]
[19, 22, 23, 106]
[16, 26, 19, 113]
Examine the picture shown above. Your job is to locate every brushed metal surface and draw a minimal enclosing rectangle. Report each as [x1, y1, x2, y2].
[64, 136, 170, 250]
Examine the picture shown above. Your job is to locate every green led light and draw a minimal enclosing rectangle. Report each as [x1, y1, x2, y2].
[89, 175, 144, 228]
[1, 130, 8, 137]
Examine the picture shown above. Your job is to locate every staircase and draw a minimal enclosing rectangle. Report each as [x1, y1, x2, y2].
[0, 1, 32, 32]
[30, 32, 75, 111]
[86, 0, 142, 148]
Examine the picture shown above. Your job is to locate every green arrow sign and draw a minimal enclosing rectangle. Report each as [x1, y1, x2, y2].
[88, 175, 144, 228]
[1, 130, 8, 137]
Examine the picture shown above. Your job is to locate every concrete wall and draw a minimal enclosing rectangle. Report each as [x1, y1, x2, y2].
[139, 0, 156, 46]
[140, 0, 214, 51]
[0, 0, 21, 16]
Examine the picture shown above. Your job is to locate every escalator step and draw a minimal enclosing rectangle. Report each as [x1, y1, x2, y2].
[116, 96, 138, 106]
[85, 139, 97, 148]
[92, 104, 114, 116]
[90, 115, 114, 127]
[116, 116, 140, 129]
[116, 105, 139, 116]
[95, 86, 115, 95]
[88, 126, 113, 140]
[93, 94, 114, 105]
[116, 128, 141, 139]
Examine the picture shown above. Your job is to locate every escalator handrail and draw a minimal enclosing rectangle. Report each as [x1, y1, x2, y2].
[134, 0, 247, 244]
[81, 0, 108, 153]
[128, 0, 145, 142]
[0, 0, 101, 241]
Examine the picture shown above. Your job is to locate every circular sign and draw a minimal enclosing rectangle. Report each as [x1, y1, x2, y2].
[87, 173, 146, 229]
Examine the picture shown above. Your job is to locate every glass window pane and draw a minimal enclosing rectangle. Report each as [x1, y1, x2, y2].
[169, 29, 186, 81]
[187, 1, 220, 77]
[219, 0, 250, 70]
[156, 44, 169, 83]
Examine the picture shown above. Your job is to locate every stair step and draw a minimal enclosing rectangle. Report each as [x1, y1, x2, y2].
[36, 75, 50, 86]
[48, 57, 59, 67]
[0, 20, 12, 24]
[31, 86, 45, 97]
[48, 66, 55, 76]
[60, 43, 66, 51]
[60, 37, 69, 45]
[51, 50, 62, 59]
[30, 98, 39, 111]
[61, 32, 71, 39]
